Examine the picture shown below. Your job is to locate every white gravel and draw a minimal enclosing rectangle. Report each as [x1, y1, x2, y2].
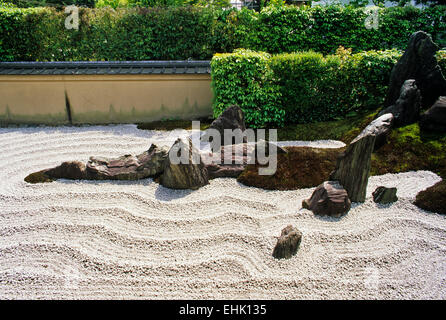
[0, 124, 445, 300]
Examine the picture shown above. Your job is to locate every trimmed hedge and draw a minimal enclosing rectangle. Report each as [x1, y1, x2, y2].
[212, 48, 403, 127]
[1, 5, 446, 61]
[211, 50, 283, 128]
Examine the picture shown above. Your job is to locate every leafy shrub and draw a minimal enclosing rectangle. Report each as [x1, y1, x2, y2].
[211, 49, 284, 128]
[213, 48, 400, 127]
[437, 50, 446, 73]
[1, 5, 446, 61]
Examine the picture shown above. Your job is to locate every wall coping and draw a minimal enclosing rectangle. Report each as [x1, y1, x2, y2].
[0, 60, 211, 75]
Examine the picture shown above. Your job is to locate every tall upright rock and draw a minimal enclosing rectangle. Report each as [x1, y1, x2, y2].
[384, 31, 446, 109]
[330, 113, 393, 202]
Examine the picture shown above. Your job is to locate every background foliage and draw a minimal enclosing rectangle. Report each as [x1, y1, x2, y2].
[1, 4, 445, 61]
[212, 48, 446, 127]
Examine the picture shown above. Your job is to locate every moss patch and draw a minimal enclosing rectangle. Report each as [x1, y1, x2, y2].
[237, 146, 343, 190]
[370, 123, 446, 178]
[414, 180, 446, 214]
[272, 111, 377, 143]
[24, 171, 53, 184]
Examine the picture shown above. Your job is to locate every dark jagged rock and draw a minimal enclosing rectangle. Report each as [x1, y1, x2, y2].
[86, 144, 168, 180]
[372, 186, 398, 204]
[302, 181, 351, 217]
[379, 80, 420, 128]
[420, 96, 446, 132]
[330, 119, 381, 202]
[384, 31, 446, 109]
[202, 105, 246, 146]
[362, 113, 394, 150]
[272, 225, 302, 259]
[160, 137, 209, 190]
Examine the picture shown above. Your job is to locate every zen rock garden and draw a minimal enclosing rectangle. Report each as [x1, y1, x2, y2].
[24, 31, 446, 260]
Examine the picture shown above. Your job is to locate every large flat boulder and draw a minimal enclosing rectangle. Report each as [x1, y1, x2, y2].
[420, 96, 446, 132]
[86, 144, 168, 180]
[160, 137, 209, 190]
[384, 31, 446, 109]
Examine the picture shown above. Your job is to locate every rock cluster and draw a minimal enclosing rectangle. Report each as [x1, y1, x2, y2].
[330, 113, 393, 202]
[384, 31, 446, 109]
[25, 144, 169, 183]
[272, 225, 302, 259]
[302, 181, 351, 217]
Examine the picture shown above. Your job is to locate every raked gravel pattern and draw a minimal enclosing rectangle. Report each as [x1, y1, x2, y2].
[0, 125, 445, 299]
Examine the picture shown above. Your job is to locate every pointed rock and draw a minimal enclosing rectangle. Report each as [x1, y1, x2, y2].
[202, 105, 246, 146]
[329, 114, 390, 202]
[160, 138, 209, 190]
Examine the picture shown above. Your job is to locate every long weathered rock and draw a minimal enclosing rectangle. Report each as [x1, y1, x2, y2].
[329, 113, 394, 202]
[272, 225, 302, 259]
[384, 31, 446, 109]
[379, 80, 420, 128]
[44, 161, 87, 180]
[160, 137, 209, 190]
[420, 96, 446, 132]
[302, 181, 351, 217]
[86, 144, 168, 180]
[24, 144, 168, 183]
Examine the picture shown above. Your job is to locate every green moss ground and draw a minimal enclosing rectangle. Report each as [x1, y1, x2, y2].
[370, 123, 446, 179]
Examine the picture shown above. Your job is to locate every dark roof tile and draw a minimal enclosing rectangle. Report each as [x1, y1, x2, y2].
[0, 61, 211, 75]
